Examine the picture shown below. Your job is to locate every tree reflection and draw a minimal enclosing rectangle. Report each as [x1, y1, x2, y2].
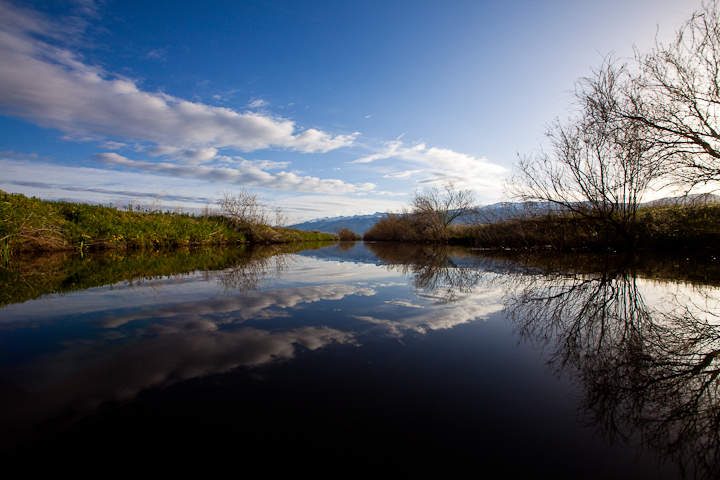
[334, 242, 358, 252]
[366, 243, 491, 303]
[215, 244, 295, 295]
[501, 254, 720, 479]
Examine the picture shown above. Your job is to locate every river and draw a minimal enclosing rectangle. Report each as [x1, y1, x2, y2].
[1, 242, 717, 478]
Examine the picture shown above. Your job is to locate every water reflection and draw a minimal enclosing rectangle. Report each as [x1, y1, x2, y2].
[499, 253, 720, 479]
[1, 325, 355, 444]
[215, 244, 296, 295]
[1, 244, 719, 477]
[368, 243, 490, 303]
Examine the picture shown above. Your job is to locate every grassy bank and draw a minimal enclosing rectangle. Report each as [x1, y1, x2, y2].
[0, 191, 336, 257]
[364, 202, 720, 252]
[456, 203, 720, 251]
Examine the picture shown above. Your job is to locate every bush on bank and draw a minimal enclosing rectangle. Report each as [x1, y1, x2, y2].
[336, 227, 362, 241]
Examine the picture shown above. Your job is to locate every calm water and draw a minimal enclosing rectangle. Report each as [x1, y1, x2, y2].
[1, 243, 718, 477]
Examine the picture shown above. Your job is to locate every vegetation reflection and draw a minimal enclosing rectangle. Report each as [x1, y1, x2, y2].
[367, 243, 490, 303]
[215, 244, 298, 295]
[498, 252, 720, 479]
[0, 241, 334, 307]
[364, 245, 720, 478]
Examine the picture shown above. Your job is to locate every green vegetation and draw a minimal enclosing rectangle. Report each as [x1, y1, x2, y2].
[0, 190, 337, 258]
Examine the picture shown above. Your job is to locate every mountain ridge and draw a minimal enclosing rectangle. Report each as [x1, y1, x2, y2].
[289, 194, 720, 235]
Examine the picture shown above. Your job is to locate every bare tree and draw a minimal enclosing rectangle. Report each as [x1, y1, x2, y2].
[218, 189, 272, 240]
[409, 180, 477, 242]
[273, 203, 290, 229]
[507, 61, 662, 247]
[617, 0, 720, 189]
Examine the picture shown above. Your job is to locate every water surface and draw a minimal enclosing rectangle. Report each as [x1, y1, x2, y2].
[1, 243, 717, 477]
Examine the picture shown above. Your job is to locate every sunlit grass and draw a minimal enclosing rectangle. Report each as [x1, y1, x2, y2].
[0, 191, 337, 257]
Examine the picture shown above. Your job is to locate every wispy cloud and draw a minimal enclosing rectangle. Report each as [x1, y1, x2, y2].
[99, 141, 128, 150]
[351, 140, 423, 163]
[8, 180, 215, 204]
[0, 150, 38, 160]
[0, 1, 357, 154]
[143, 145, 219, 164]
[237, 159, 291, 170]
[146, 46, 170, 60]
[94, 152, 376, 194]
[247, 98, 268, 109]
[383, 170, 421, 179]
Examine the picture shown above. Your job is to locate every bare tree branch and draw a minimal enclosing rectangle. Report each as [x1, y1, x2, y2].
[409, 180, 477, 242]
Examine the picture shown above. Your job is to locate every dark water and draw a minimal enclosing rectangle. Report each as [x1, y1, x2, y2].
[1, 243, 718, 477]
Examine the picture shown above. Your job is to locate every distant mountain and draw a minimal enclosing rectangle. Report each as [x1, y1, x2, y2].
[288, 204, 528, 234]
[289, 212, 386, 235]
[643, 193, 720, 206]
[289, 195, 720, 236]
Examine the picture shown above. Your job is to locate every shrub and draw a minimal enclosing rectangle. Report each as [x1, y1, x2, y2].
[336, 227, 361, 241]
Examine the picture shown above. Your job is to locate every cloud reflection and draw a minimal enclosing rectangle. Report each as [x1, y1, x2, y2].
[355, 290, 503, 336]
[0, 326, 355, 442]
[95, 283, 379, 329]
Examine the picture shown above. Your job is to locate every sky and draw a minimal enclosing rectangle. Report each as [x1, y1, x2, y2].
[0, 0, 705, 222]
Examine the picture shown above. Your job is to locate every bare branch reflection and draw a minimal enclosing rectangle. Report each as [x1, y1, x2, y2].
[500, 253, 720, 479]
[366, 243, 491, 303]
[215, 245, 296, 295]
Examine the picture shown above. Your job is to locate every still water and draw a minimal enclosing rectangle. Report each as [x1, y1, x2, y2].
[1, 242, 718, 477]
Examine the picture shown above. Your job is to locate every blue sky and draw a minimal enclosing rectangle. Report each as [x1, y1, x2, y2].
[0, 0, 703, 221]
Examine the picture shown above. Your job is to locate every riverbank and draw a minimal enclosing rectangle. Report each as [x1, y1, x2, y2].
[0, 191, 337, 257]
[454, 202, 720, 251]
[364, 202, 720, 252]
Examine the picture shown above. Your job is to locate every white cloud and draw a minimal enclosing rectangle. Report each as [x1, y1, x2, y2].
[99, 141, 128, 150]
[93, 152, 376, 194]
[143, 146, 218, 164]
[383, 170, 421, 179]
[352, 139, 508, 192]
[145, 145, 182, 156]
[0, 1, 357, 154]
[238, 159, 291, 170]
